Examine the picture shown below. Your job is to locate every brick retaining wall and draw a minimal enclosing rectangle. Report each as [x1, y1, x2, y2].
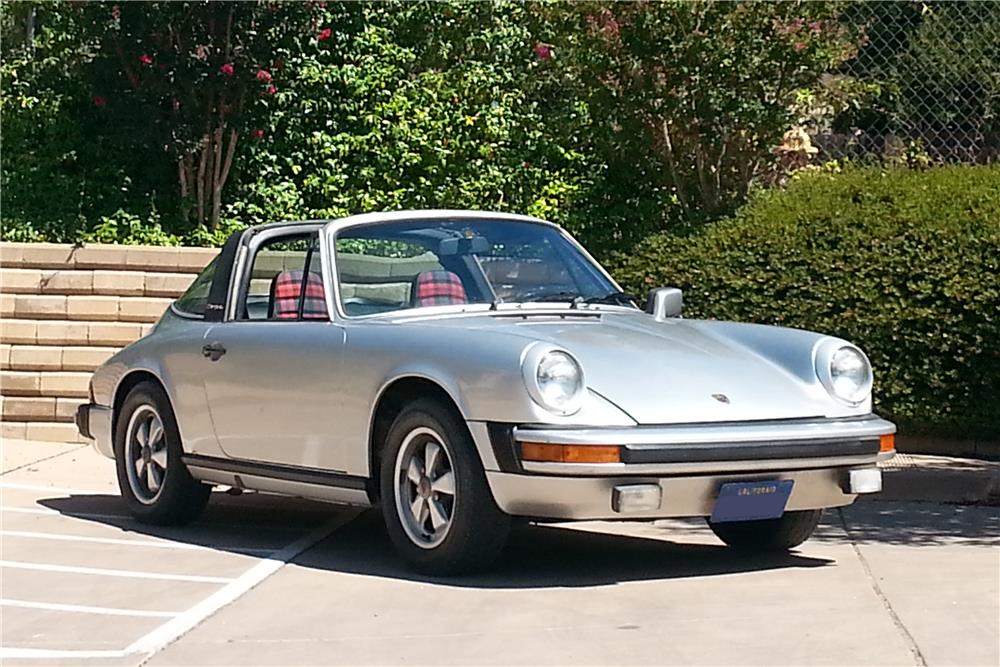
[1, 242, 216, 442]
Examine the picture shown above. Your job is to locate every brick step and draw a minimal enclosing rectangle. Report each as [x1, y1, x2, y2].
[1, 344, 121, 372]
[1, 294, 173, 323]
[1, 267, 196, 297]
[1, 319, 151, 347]
[1, 395, 80, 423]
[1, 370, 91, 398]
[1, 242, 216, 273]
[1, 420, 88, 444]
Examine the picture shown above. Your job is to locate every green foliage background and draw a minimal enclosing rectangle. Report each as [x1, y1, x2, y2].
[1, 0, 871, 251]
[609, 165, 1000, 438]
[2, 2, 997, 438]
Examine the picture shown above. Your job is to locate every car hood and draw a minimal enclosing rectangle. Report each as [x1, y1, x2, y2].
[407, 310, 845, 424]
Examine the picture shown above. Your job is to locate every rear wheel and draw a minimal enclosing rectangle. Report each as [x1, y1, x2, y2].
[380, 398, 510, 575]
[707, 509, 823, 552]
[114, 381, 211, 525]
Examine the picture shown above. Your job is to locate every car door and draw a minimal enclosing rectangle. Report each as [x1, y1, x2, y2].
[201, 228, 351, 471]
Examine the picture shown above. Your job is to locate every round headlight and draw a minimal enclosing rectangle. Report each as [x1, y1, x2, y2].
[522, 346, 585, 415]
[816, 342, 872, 404]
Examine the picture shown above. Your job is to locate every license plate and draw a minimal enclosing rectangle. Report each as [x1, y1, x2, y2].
[710, 480, 794, 523]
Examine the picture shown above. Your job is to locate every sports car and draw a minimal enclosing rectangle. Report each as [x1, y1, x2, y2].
[77, 210, 896, 574]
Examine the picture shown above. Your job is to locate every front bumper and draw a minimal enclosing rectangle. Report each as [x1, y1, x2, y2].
[487, 467, 869, 520]
[76, 403, 114, 458]
[483, 415, 895, 520]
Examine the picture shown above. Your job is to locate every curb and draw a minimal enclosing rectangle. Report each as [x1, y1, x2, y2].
[875, 454, 1000, 505]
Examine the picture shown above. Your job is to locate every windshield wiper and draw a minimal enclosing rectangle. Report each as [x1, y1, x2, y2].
[583, 291, 639, 307]
[522, 291, 584, 304]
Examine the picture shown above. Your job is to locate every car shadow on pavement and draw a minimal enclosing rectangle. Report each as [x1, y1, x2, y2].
[38, 493, 832, 587]
[290, 511, 833, 588]
[37, 492, 997, 588]
[820, 499, 1000, 548]
[36, 490, 349, 551]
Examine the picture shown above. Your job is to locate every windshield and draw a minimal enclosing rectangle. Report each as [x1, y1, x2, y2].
[332, 219, 624, 317]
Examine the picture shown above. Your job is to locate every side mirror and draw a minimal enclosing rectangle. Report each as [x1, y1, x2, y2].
[646, 287, 682, 321]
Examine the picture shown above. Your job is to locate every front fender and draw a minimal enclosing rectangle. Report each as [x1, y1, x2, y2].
[686, 320, 873, 416]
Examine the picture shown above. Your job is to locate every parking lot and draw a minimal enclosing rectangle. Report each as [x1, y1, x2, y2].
[1, 440, 997, 666]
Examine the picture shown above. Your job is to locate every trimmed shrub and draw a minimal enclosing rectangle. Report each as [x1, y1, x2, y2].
[608, 165, 1000, 438]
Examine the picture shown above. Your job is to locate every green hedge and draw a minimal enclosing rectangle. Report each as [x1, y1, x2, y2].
[608, 165, 1000, 439]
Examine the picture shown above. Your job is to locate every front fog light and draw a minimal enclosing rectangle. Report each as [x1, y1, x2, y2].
[613, 484, 662, 513]
[845, 467, 882, 494]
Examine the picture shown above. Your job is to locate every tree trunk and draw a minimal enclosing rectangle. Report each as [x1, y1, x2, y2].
[210, 126, 223, 230]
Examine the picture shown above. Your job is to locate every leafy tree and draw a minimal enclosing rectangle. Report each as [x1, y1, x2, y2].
[531, 1, 861, 222]
[79, 0, 321, 229]
[233, 2, 594, 239]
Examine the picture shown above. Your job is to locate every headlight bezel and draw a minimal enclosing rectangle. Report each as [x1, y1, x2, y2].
[521, 344, 586, 416]
[814, 339, 873, 406]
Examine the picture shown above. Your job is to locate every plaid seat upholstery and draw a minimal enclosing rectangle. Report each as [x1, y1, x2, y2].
[269, 270, 328, 320]
[413, 270, 468, 306]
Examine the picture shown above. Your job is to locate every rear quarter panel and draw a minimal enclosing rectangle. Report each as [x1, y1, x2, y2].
[92, 310, 223, 458]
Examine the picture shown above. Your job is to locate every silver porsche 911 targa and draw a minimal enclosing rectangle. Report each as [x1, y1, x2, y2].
[77, 210, 896, 574]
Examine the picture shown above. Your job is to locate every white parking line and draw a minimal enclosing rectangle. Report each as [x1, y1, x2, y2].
[0, 560, 234, 583]
[0, 647, 128, 660]
[0, 481, 108, 495]
[0, 505, 127, 521]
[0, 511, 359, 661]
[0, 529, 272, 555]
[124, 510, 360, 657]
[1, 504, 310, 531]
[2, 598, 180, 618]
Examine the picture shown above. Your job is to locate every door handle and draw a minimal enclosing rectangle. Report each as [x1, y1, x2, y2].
[202, 341, 226, 361]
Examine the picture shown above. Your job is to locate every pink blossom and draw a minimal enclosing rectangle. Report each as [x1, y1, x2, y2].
[265, 84, 277, 95]
[93, 95, 107, 107]
[253, 128, 265, 139]
[776, 18, 804, 35]
[533, 42, 552, 60]
[256, 69, 272, 83]
[809, 21, 823, 35]
[793, 41, 806, 53]
[139, 53, 153, 66]
[111, 4, 120, 20]
[318, 27, 332, 41]
[220, 62, 234, 76]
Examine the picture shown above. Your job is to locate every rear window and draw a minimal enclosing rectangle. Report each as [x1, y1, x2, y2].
[174, 257, 218, 317]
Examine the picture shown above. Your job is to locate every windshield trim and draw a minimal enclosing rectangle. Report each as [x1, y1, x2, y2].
[325, 217, 628, 321]
[340, 301, 639, 322]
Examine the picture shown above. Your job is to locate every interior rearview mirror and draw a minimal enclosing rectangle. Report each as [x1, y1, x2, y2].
[646, 287, 683, 320]
[438, 236, 490, 256]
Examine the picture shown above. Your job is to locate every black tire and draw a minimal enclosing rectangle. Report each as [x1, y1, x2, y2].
[708, 509, 823, 552]
[114, 381, 211, 525]
[379, 398, 510, 575]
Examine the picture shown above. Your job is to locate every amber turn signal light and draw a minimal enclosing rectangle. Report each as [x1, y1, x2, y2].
[879, 433, 896, 453]
[520, 443, 621, 464]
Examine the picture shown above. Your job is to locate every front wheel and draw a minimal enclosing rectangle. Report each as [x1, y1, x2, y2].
[114, 381, 211, 525]
[707, 509, 823, 552]
[379, 399, 510, 575]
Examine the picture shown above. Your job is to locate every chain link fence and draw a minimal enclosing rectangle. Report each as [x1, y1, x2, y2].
[810, 2, 999, 165]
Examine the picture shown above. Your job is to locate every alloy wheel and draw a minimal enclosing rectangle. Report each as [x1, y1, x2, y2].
[124, 405, 168, 505]
[394, 426, 456, 549]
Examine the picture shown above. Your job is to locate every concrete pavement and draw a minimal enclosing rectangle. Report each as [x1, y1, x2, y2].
[1, 439, 997, 666]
